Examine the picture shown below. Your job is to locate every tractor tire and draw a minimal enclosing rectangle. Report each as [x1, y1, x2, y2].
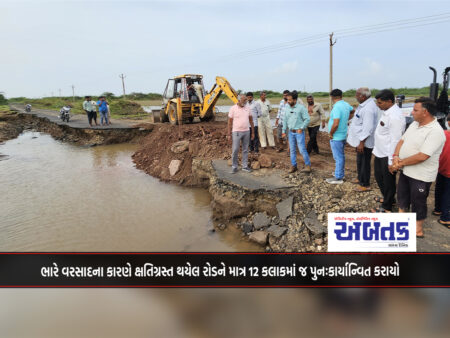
[168, 103, 178, 125]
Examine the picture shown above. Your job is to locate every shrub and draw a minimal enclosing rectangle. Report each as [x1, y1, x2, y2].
[109, 99, 145, 115]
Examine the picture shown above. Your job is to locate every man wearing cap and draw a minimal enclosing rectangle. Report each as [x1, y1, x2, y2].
[393, 97, 446, 238]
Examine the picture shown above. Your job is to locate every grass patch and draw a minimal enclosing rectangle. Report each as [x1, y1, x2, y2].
[9, 97, 146, 116]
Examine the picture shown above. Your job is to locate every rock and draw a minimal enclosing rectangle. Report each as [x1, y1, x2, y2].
[276, 196, 293, 220]
[242, 222, 253, 234]
[169, 159, 182, 176]
[189, 141, 200, 155]
[258, 154, 272, 168]
[170, 140, 190, 154]
[253, 212, 271, 230]
[268, 235, 278, 248]
[314, 238, 323, 245]
[304, 210, 326, 236]
[249, 231, 268, 245]
[251, 161, 261, 170]
[267, 225, 287, 238]
[217, 223, 226, 230]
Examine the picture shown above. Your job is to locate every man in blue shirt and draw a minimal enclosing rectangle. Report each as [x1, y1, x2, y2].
[326, 89, 354, 184]
[97, 96, 109, 126]
[282, 91, 311, 173]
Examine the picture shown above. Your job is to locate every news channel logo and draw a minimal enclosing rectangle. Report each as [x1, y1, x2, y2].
[328, 213, 416, 252]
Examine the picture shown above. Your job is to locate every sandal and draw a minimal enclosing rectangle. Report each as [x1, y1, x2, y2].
[438, 219, 450, 229]
[354, 186, 372, 192]
[432, 210, 442, 216]
[370, 207, 391, 213]
[374, 196, 384, 203]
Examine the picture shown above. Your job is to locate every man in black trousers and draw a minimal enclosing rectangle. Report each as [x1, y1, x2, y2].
[371, 89, 406, 212]
[347, 87, 378, 192]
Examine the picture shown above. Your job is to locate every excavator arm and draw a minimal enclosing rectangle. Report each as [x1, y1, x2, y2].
[200, 76, 238, 119]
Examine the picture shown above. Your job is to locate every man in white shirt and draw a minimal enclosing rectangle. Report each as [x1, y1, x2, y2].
[275, 90, 290, 152]
[347, 87, 379, 192]
[256, 91, 275, 150]
[393, 97, 446, 238]
[371, 89, 406, 212]
[246, 92, 262, 153]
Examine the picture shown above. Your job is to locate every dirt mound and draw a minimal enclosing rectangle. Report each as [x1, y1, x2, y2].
[132, 122, 232, 185]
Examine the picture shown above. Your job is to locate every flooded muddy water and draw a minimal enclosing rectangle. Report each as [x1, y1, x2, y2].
[0, 132, 259, 251]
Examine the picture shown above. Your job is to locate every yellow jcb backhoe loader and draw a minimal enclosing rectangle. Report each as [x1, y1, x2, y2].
[153, 74, 239, 125]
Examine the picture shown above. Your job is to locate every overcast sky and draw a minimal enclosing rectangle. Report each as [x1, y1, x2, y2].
[1, 0, 450, 98]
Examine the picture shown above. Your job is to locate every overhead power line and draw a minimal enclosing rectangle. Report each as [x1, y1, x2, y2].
[222, 12, 450, 60]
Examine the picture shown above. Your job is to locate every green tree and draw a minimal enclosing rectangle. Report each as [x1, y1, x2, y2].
[0, 93, 8, 105]
[101, 92, 115, 99]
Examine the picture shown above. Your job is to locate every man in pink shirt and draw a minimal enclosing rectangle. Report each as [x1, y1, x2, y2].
[227, 94, 255, 173]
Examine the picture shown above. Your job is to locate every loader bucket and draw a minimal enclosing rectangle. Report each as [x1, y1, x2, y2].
[151, 110, 161, 123]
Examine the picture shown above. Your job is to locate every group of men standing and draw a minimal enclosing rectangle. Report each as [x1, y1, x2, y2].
[228, 87, 449, 238]
[82, 96, 111, 127]
[326, 88, 448, 238]
[228, 90, 326, 174]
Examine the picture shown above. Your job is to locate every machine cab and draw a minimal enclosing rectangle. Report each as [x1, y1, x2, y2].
[162, 74, 205, 105]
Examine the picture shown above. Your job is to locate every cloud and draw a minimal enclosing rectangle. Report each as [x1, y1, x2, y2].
[269, 61, 299, 75]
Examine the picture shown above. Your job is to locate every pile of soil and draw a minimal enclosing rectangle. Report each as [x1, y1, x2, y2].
[132, 121, 361, 186]
[133, 122, 230, 185]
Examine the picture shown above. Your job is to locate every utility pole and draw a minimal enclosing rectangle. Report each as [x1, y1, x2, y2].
[58, 88, 61, 98]
[329, 32, 336, 110]
[119, 74, 126, 98]
[71, 85, 75, 102]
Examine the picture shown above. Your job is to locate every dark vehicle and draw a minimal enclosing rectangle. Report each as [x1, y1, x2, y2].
[59, 106, 71, 123]
[429, 66, 449, 129]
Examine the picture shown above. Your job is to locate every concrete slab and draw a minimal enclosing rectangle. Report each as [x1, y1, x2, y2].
[10, 105, 140, 130]
[212, 159, 293, 191]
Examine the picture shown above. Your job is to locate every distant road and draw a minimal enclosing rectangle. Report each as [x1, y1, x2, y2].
[10, 104, 141, 130]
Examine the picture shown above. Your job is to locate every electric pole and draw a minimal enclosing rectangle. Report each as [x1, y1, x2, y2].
[71, 85, 75, 102]
[119, 74, 126, 98]
[329, 32, 336, 110]
[59, 88, 61, 98]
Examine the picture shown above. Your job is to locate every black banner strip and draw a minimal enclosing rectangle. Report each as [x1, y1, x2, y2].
[0, 253, 448, 287]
